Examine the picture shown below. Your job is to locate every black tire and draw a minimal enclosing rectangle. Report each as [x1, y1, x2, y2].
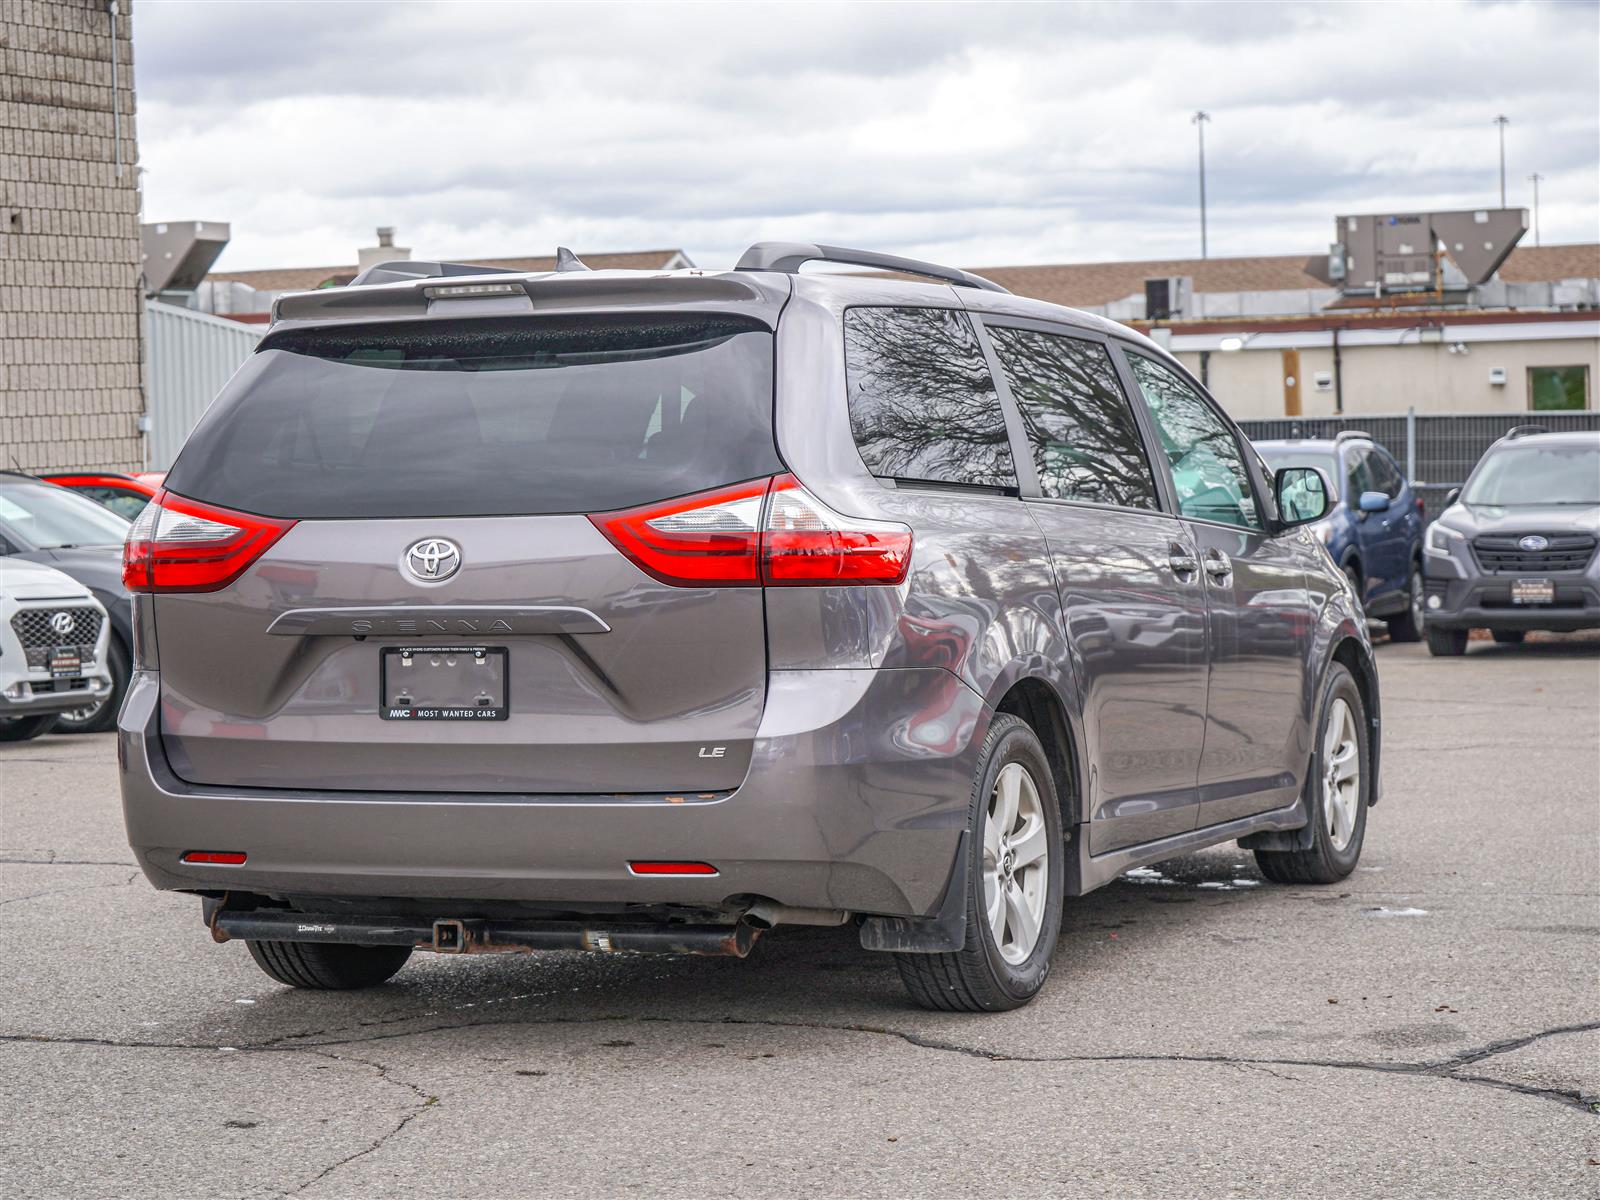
[1426, 626, 1469, 657]
[247, 940, 412, 989]
[55, 635, 129, 734]
[896, 713, 1065, 1013]
[1255, 664, 1369, 886]
[1490, 629, 1526, 645]
[0, 714, 58, 742]
[1386, 563, 1424, 643]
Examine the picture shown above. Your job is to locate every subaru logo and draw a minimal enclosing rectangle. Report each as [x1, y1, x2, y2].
[403, 538, 462, 582]
[49, 611, 75, 636]
[1518, 535, 1550, 552]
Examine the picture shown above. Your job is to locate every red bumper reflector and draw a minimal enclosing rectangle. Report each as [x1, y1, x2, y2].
[182, 851, 247, 865]
[627, 861, 718, 876]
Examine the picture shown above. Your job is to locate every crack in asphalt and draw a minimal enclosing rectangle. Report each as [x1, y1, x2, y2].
[6, 1016, 1596, 1114]
[0, 869, 140, 910]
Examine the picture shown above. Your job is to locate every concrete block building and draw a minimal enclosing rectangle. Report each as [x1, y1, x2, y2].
[0, 0, 144, 472]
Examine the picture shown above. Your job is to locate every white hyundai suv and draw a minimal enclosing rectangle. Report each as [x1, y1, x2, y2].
[0, 558, 113, 741]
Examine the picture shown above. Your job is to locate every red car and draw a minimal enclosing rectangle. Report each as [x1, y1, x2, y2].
[41, 472, 164, 521]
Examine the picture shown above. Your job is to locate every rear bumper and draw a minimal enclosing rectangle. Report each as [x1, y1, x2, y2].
[118, 666, 986, 919]
[1422, 572, 1600, 631]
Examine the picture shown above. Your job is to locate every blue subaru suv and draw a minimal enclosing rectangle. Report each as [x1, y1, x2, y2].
[1256, 433, 1425, 641]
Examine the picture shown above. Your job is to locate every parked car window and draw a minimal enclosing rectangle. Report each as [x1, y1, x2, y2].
[1125, 354, 1261, 530]
[1366, 449, 1405, 499]
[1345, 447, 1378, 499]
[163, 315, 781, 520]
[1463, 442, 1600, 506]
[0, 478, 130, 548]
[76, 486, 152, 521]
[1256, 449, 1340, 499]
[986, 327, 1159, 510]
[843, 307, 1017, 489]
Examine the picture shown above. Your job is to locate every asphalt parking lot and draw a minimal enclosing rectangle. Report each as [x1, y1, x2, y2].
[2, 635, 1597, 1199]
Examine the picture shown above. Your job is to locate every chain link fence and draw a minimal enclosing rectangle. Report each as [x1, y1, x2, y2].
[1240, 410, 1600, 517]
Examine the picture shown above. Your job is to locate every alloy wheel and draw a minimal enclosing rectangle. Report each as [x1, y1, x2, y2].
[982, 762, 1050, 965]
[1322, 697, 1361, 851]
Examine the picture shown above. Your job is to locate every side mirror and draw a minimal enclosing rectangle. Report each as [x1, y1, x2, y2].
[1273, 466, 1331, 528]
[1358, 490, 1391, 514]
[1445, 487, 1461, 507]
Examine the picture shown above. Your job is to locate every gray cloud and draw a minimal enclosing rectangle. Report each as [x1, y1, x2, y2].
[133, 0, 1598, 272]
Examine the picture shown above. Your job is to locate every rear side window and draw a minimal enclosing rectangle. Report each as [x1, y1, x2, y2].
[1366, 448, 1405, 498]
[843, 307, 1016, 489]
[163, 315, 780, 519]
[1345, 448, 1378, 499]
[986, 327, 1159, 510]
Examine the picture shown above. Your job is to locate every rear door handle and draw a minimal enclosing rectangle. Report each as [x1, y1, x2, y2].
[1204, 550, 1232, 580]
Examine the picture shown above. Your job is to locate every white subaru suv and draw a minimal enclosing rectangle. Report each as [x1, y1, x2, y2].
[0, 558, 113, 741]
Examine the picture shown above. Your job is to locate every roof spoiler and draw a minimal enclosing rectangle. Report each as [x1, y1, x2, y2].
[735, 241, 1009, 294]
[347, 260, 521, 288]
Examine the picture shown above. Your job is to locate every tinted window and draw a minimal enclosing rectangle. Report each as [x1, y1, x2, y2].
[1126, 353, 1262, 530]
[1366, 448, 1405, 498]
[1345, 448, 1377, 499]
[843, 307, 1016, 488]
[987, 327, 1158, 509]
[79, 485, 152, 521]
[164, 315, 780, 519]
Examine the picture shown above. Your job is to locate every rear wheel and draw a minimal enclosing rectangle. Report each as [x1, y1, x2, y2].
[1386, 564, 1424, 643]
[1490, 629, 1526, 645]
[0, 714, 58, 742]
[1426, 626, 1469, 657]
[246, 941, 413, 989]
[896, 713, 1064, 1013]
[55, 635, 130, 734]
[1255, 664, 1368, 885]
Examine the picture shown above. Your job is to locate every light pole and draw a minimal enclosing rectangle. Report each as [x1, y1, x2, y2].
[1493, 115, 1510, 206]
[1528, 172, 1544, 246]
[1192, 110, 1211, 259]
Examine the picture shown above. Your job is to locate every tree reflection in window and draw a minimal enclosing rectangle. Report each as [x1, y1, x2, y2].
[844, 307, 1016, 488]
[987, 327, 1159, 510]
[1126, 354, 1262, 530]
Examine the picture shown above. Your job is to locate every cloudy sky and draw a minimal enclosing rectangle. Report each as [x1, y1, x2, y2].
[134, 0, 1598, 274]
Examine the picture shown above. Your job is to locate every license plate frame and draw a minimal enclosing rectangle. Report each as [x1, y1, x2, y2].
[380, 645, 509, 721]
[49, 645, 82, 678]
[1511, 578, 1555, 606]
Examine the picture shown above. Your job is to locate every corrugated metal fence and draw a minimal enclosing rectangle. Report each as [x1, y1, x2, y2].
[1240, 410, 1600, 517]
[145, 300, 261, 470]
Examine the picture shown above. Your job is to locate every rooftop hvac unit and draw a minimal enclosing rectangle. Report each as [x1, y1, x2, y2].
[141, 221, 231, 296]
[1322, 209, 1527, 296]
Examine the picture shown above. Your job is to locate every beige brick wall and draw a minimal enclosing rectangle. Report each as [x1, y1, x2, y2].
[0, 0, 144, 472]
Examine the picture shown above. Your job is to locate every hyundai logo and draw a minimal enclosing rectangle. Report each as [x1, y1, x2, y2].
[49, 611, 75, 636]
[1518, 535, 1550, 552]
[403, 538, 462, 582]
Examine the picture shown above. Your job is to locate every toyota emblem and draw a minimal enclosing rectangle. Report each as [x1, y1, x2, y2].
[1518, 535, 1550, 552]
[49, 611, 75, 636]
[403, 538, 462, 582]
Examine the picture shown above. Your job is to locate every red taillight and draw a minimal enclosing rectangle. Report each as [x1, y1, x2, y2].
[181, 850, 247, 865]
[123, 490, 296, 594]
[628, 861, 719, 876]
[590, 475, 911, 588]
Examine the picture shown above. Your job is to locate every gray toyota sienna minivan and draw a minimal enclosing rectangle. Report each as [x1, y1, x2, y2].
[118, 242, 1379, 1011]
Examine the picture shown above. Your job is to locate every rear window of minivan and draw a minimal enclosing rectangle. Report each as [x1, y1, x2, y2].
[163, 314, 779, 519]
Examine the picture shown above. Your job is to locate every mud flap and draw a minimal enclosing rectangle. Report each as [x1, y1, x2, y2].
[858, 831, 969, 953]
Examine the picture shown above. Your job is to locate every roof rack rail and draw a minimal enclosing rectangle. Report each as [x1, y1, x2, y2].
[347, 260, 521, 288]
[734, 241, 1009, 294]
[1333, 430, 1374, 444]
[1504, 424, 1549, 440]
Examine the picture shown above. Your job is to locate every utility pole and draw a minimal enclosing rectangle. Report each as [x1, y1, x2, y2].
[1192, 110, 1211, 259]
[1528, 172, 1544, 246]
[1493, 115, 1510, 206]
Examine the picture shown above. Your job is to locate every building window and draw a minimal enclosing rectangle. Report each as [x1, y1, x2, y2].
[1528, 366, 1590, 411]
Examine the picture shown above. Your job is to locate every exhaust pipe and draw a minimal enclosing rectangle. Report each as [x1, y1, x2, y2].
[742, 901, 851, 930]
